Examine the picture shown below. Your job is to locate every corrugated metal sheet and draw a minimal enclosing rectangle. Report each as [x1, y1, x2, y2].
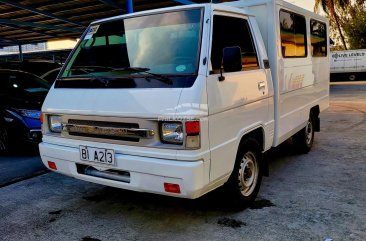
[0, 0, 209, 46]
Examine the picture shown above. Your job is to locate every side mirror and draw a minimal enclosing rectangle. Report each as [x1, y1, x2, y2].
[222, 46, 242, 73]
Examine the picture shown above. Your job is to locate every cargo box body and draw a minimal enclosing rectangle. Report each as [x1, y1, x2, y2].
[225, 0, 330, 145]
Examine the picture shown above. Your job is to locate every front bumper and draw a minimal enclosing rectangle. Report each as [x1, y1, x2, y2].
[39, 142, 210, 199]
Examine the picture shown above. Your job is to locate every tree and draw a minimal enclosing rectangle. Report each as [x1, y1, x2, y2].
[342, 5, 366, 49]
[314, 0, 349, 50]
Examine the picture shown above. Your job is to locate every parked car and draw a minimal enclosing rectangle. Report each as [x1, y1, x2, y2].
[40, 1, 329, 206]
[40, 67, 62, 84]
[0, 69, 50, 153]
[0, 60, 61, 77]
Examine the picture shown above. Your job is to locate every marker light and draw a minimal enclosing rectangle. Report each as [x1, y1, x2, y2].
[164, 183, 181, 194]
[40, 113, 44, 124]
[48, 161, 57, 170]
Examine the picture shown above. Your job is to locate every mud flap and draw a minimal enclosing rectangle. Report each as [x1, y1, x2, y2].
[314, 115, 320, 132]
[262, 152, 269, 177]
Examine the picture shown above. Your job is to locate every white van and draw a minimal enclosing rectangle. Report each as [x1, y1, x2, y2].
[330, 49, 366, 81]
[39, 0, 329, 205]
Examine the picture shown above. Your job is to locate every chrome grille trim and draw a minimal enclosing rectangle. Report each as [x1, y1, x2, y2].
[43, 114, 184, 149]
[62, 123, 155, 139]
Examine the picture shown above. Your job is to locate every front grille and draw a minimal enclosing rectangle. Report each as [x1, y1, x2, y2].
[67, 119, 140, 142]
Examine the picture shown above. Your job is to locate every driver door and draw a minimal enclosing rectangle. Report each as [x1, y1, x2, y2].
[207, 13, 271, 182]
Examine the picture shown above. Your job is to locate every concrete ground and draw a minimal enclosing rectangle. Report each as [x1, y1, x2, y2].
[0, 149, 46, 188]
[0, 81, 365, 241]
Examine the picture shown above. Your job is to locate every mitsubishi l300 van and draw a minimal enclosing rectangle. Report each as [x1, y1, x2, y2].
[40, 1, 329, 206]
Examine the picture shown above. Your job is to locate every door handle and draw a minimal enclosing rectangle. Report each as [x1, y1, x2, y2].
[258, 81, 266, 90]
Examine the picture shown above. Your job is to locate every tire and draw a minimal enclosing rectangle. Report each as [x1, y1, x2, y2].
[225, 138, 263, 207]
[0, 125, 9, 154]
[293, 113, 315, 153]
[348, 74, 356, 81]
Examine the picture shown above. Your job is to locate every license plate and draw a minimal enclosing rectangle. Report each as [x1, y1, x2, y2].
[79, 146, 115, 165]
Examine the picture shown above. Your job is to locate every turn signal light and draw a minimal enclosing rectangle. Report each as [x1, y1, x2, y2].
[48, 161, 57, 170]
[185, 121, 200, 149]
[185, 121, 200, 135]
[40, 113, 44, 124]
[164, 183, 181, 194]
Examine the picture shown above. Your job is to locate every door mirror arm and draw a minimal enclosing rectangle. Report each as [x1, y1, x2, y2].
[218, 67, 225, 81]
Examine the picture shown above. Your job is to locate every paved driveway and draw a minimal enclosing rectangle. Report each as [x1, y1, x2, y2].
[0, 81, 365, 241]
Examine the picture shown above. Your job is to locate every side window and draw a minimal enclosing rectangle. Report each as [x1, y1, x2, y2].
[211, 15, 259, 73]
[310, 19, 327, 57]
[280, 10, 307, 58]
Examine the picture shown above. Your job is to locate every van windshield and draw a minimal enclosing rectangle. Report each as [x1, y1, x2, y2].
[56, 9, 203, 88]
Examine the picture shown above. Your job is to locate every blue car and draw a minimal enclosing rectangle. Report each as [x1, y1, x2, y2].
[0, 69, 50, 153]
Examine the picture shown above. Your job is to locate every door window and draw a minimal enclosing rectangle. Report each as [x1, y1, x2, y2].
[210, 15, 259, 73]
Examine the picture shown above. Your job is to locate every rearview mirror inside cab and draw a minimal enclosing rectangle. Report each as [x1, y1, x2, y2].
[223, 46, 242, 72]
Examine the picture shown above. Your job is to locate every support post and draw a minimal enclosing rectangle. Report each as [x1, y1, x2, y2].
[18, 44, 23, 62]
[126, 0, 133, 13]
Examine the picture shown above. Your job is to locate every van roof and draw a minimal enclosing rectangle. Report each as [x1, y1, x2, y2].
[223, 0, 327, 22]
[90, 3, 252, 25]
[90, 1, 326, 26]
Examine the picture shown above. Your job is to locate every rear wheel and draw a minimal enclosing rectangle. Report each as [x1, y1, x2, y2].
[0, 126, 9, 154]
[293, 113, 315, 153]
[225, 138, 263, 207]
[348, 74, 356, 81]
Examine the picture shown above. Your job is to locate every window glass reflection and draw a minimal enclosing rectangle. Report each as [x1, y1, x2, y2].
[311, 20, 327, 57]
[280, 10, 307, 57]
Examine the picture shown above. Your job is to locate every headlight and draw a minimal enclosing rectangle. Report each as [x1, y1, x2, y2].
[16, 109, 41, 119]
[49, 115, 62, 133]
[161, 122, 183, 144]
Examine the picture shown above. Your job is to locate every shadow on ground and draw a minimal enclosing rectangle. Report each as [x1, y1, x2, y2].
[75, 139, 299, 216]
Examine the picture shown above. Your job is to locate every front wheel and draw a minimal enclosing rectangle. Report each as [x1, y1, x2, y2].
[225, 138, 263, 207]
[293, 113, 315, 153]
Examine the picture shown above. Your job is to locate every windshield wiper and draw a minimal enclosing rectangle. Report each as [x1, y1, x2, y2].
[64, 66, 173, 86]
[67, 66, 116, 76]
[70, 65, 114, 71]
[111, 67, 173, 85]
[66, 67, 112, 86]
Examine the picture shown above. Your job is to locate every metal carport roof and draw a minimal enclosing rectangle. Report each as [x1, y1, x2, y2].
[0, 0, 215, 47]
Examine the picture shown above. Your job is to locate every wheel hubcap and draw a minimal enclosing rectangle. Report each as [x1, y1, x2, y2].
[238, 152, 258, 196]
[305, 121, 313, 145]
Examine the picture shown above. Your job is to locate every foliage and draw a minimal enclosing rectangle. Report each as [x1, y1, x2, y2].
[342, 5, 366, 49]
[314, 0, 366, 50]
[314, 0, 350, 49]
